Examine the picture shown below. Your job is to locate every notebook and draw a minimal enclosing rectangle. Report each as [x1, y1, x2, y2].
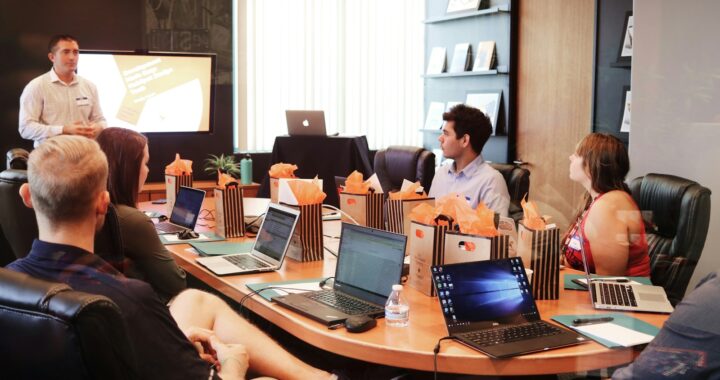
[195, 203, 299, 275]
[286, 110, 327, 136]
[431, 258, 586, 358]
[155, 186, 205, 234]
[577, 235, 673, 313]
[273, 223, 407, 327]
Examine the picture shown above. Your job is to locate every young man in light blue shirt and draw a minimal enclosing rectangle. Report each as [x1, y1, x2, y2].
[428, 104, 510, 216]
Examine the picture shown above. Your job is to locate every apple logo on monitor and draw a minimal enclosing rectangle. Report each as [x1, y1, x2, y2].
[302, 119, 310, 127]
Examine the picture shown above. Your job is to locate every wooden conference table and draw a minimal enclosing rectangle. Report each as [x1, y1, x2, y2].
[141, 199, 668, 376]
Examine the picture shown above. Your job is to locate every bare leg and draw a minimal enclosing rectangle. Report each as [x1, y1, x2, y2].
[170, 289, 331, 380]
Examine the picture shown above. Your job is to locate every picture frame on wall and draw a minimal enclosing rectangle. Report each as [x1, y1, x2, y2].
[617, 11, 633, 62]
[620, 86, 631, 133]
[465, 90, 502, 135]
[446, 0, 483, 14]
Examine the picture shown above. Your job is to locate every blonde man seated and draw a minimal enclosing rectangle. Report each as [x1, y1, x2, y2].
[7, 135, 332, 380]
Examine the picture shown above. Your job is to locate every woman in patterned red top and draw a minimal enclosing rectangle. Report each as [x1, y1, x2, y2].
[562, 133, 650, 277]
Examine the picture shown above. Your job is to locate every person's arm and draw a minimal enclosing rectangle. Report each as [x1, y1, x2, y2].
[87, 82, 107, 137]
[18, 81, 64, 141]
[583, 193, 631, 276]
[120, 208, 187, 301]
[478, 171, 510, 217]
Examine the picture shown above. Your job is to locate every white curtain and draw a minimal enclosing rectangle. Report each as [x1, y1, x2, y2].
[243, 0, 425, 151]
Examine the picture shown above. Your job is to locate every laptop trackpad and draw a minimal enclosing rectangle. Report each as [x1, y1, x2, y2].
[637, 291, 667, 303]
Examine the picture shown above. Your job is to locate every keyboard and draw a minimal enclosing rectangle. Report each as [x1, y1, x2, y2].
[223, 255, 271, 270]
[595, 282, 637, 307]
[155, 222, 186, 234]
[305, 290, 383, 315]
[461, 321, 563, 347]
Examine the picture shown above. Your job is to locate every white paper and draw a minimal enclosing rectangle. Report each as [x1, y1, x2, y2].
[426, 47, 447, 75]
[278, 178, 323, 205]
[365, 173, 384, 194]
[575, 277, 642, 286]
[573, 323, 654, 347]
[400, 179, 424, 194]
[163, 233, 210, 242]
[268, 281, 322, 295]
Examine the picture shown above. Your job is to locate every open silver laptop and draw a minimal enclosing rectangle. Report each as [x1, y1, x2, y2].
[578, 235, 673, 313]
[286, 110, 327, 136]
[155, 186, 206, 234]
[195, 203, 299, 276]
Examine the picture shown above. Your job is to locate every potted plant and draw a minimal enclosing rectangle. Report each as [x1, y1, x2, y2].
[204, 154, 241, 179]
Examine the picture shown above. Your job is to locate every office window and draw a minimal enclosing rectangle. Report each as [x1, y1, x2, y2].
[240, 0, 425, 151]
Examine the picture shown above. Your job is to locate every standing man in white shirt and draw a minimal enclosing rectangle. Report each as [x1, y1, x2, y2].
[19, 34, 106, 147]
[429, 104, 511, 216]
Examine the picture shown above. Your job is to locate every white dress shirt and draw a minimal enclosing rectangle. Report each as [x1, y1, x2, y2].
[429, 154, 511, 217]
[19, 69, 107, 147]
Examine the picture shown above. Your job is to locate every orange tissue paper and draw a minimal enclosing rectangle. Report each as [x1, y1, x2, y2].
[164, 153, 193, 175]
[521, 195, 547, 230]
[343, 170, 372, 195]
[216, 170, 238, 189]
[288, 178, 326, 205]
[268, 163, 298, 178]
[388, 181, 426, 200]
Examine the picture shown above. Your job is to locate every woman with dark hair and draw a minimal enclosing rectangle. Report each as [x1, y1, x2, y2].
[562, 133, 650, 277]
[97, 127, 186, 301]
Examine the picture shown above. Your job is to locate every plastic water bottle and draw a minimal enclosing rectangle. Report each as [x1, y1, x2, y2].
[240, 154, 253, 185]
[385, 284, 409, 327]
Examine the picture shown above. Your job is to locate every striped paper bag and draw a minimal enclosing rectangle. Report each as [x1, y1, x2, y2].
[165, 174, 193, 215]
[385, 198, 435, 235]
[214, 184, 245, 238]
[517, 222, 560, 300]
[443, 231, 510, 265]
[339, 192, 385, 230]
[407, 218, 454, 297]
[286, 203, 324, 262]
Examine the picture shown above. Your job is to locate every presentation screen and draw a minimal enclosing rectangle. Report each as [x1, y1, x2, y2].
[77, 50, 215, 133]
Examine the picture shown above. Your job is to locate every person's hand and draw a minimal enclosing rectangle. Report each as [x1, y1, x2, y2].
[87, 122, 103, 138]
[212, 336, 249, 380]
[63, 121, 94, 138]
[184, 326, 219, 367]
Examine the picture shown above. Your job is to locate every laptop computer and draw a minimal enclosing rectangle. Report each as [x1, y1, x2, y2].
[577, 235, 674, 313]
[286, 110, 327, 136]
[431, 258, 587, 358]
[274, 223, 407, 327]
[155, 186, 205, 234]
[195, 203, 300, 276]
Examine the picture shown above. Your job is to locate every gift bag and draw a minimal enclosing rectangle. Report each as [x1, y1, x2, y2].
[286, 203, 324, 262]
[517, 223, 560, 300]
[443, 231, 510, 265]
[165, 174, 193, 214]
[385, 198, 435, 235]
[270, 177, 280, 203]
[407, 216, 454, 297]
[214, 183, 245, 238]
[339, 192, 385, 229]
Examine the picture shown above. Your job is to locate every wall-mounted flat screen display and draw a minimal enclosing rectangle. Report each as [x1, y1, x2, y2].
[77, 50, 215, 133]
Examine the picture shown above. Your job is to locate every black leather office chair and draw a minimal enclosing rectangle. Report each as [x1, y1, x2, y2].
[0, 268, 138, 379]
[6, 148, 29, 170]
[629, 173, 711, 306]
[0, 168, 124, 269]
[374, 146, 435, 193]
[489, 163, 530, 222]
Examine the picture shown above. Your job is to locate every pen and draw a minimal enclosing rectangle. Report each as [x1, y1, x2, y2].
[572, 317, 614, 326]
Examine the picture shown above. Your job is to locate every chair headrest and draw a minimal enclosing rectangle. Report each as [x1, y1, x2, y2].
[0, 169, 28, 183]
[0, 268, 116, 319]
[6, 149, 29, 170]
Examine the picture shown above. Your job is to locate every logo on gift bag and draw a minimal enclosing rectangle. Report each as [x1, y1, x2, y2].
[415, 229, 424, 238]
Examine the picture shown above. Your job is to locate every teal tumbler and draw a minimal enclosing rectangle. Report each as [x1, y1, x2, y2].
[240, 154, 253, 185]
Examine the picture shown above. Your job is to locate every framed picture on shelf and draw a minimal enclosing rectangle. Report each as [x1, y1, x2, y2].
[617, 12, 633, 62]
[465, 90, 502, 135]
[446, 0, 483, 14]
[620, 86, 631, 133]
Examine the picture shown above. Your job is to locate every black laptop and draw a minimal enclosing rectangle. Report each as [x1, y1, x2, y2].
[431, 258, 587, 358]
[274, 223, 407, 327]
[155, 186, 205, 234]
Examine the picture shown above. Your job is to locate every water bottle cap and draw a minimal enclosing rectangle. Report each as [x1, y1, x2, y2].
[392, 284, 403, 291]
